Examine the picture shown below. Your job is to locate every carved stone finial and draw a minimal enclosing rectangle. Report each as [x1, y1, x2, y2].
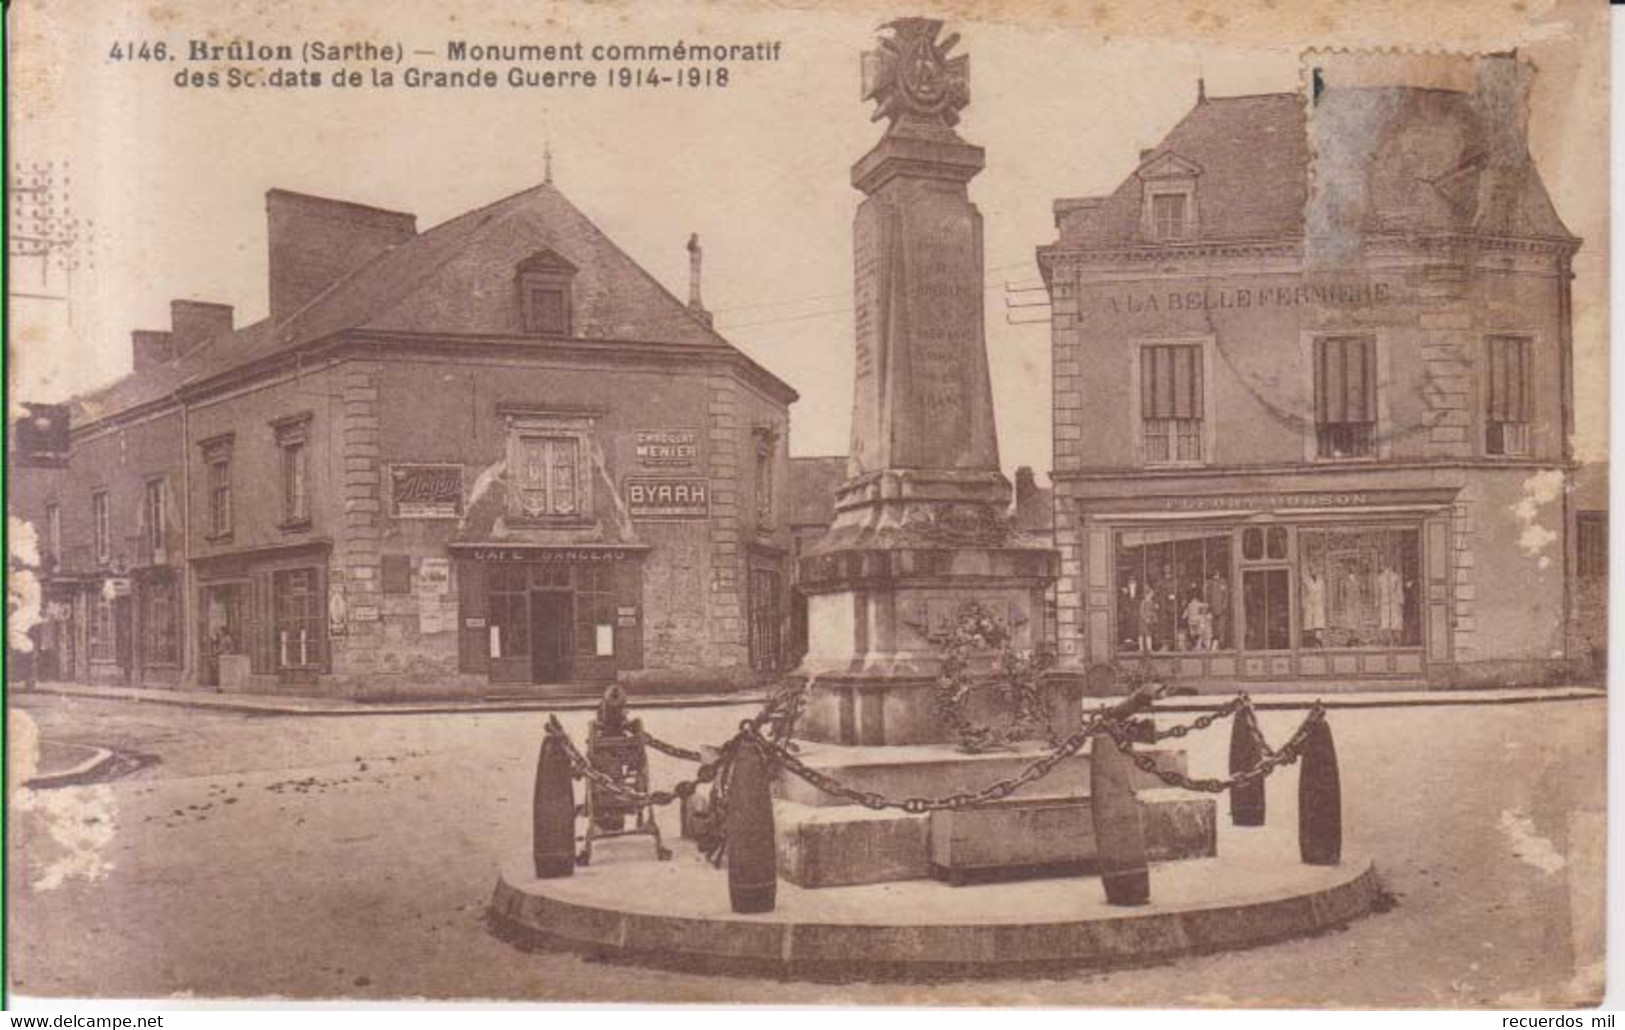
[860, 18, 970, 133]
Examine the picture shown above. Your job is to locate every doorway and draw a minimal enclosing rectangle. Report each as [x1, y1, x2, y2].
[113, 596, 134, 684]
[529, 591, 573, 683]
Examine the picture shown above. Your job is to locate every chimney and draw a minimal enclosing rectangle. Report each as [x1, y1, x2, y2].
[686, 233, 712, 327]
[1139, 148, 1156, 164]
[170, 300, 234, 354]
[132, 330, 175, 373]
[266, 189, 417, 322]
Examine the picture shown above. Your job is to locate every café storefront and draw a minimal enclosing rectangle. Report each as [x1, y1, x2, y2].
[1070, 485, 1460, 686]
[450, 543, 648, 686]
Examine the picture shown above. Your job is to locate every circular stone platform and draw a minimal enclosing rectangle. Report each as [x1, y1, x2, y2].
[489, 824, 1382, 975]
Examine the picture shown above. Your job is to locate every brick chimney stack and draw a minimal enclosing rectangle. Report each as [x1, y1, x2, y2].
[266, 189, 417, 322]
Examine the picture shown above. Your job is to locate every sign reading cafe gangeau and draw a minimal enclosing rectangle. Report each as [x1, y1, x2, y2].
[390, 464, 464, 518]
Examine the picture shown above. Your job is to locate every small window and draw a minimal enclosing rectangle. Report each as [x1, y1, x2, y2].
[272, 414, 312, 527]
[44, 503, 60, 560]
[89, 596, 116, 662]
[1486, 335, 1532, 456]
[1314, 336, 1377, 459]
[1151, 193, 1189, 240]
[92, 491, 110, 563]
[143, 478, 166, 557]
[201, 434, 235, 539]
[516, 250, 577, 336]
[1141, 344, 1204, 464]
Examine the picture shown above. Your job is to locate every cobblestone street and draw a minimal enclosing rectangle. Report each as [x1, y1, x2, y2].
[5, 692, 1605, 1007]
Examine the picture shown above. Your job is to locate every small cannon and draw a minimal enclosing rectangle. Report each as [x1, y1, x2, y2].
[578, 684, 671, 866]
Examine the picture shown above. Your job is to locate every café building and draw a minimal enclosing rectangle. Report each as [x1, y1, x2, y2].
[1038, 63, 1584, 689]
[20, 179, 797, 697]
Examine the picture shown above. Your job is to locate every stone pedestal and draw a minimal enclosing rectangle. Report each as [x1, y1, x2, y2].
[779, 17, 1211, 888]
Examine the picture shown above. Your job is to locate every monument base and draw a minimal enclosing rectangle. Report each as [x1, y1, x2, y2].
[489, 829, 1382, 977]
[767, 738, 1214, 888]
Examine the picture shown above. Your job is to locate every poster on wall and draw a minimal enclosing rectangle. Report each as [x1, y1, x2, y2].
[389, 464, 465, 518]
[634, 429, 698, 466]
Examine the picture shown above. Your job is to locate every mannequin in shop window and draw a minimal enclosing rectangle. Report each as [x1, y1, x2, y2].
[1121, 575, 1143, 651]
[1302, 567, 1327, 648]
[1138, 588, 1160, 653]
[1183, 590, 1213, 651]
[1377, 560, 1405, 646]
[1204, 570, 1231, 649]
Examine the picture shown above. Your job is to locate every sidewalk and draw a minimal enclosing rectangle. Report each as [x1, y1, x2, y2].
[8, 679, 1606, 717]
[11, 681, 768, 717]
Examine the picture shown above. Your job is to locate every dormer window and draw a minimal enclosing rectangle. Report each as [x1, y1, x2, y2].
[516, 250, 578, 336]
[1152, 193, 1190, 241]
[1137, 152, 1202, 243]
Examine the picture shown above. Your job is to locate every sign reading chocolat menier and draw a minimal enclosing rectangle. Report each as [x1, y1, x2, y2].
[634, 430, 698, 466]
[390, 464, 464, 518]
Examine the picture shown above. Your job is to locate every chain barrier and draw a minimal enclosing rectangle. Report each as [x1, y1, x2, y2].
[639, 731, 704, 764]
[543, 690, 1325, 825]
[1104, 703, 1326, 794]
[1148, 694, 1249, 742]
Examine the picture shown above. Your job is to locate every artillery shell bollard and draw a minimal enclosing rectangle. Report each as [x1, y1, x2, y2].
[1228, 705, 1267, 827]
[1297, 717, 1342, 866]
[727, 738, 778, 914]
[1090, 728, 1150, 906]
[532, 732, 577, 879]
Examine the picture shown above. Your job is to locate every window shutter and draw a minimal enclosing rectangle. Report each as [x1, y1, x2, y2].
[1317, 337, 1375, 424]
[1142, 345, 1201, 420]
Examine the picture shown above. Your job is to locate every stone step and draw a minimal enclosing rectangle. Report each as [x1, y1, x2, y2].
[775, 789, 1216, 889]
[773, 740, 1187, 808]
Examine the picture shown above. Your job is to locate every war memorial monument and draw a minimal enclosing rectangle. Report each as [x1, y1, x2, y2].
[490, 17, 1379, 975]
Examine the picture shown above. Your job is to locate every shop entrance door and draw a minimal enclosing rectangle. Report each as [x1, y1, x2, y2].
[112, 596, 134, 684]
[529, 591, 573, 683]
[1240, 568, 1293, 654]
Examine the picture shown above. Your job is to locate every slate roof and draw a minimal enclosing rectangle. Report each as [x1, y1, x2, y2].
[70, 181, 789, 426]
[1052, 88, 1574, 249]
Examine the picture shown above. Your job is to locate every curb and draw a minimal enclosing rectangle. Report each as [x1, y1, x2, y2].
[17, 684, 769, 718]
[23, 744, 117, 789]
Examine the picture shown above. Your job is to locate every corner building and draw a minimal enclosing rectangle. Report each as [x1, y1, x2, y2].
[25, 181, 797, 698]
[1038, 67, 1583, 690]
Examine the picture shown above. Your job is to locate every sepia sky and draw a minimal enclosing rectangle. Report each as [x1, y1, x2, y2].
[8, 0, 1609, 477]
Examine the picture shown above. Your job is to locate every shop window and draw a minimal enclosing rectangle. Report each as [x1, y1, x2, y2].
[89, 596, 116, 662]
[1115, 529, 1234, 653]
[487, 565, 530, 659]
[1578, 513, 1607, 578]
[273, 414, 312, 527]
[516, 250, 577, 336]
[1485, 335, 1531, 456]
[272, 568, 324, 669]
[1140, 344, 1204, 464]
[142, 478, 166, 559]
[92, 490, 110, 563]
[141, 575, 180, 666]
[1314, 336, 1377, 459]
[573, 564, 616, 658]
[201, 434, 234, 539]
[1298, 528, 1421, 648]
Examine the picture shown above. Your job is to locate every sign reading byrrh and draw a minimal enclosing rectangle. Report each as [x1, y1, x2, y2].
[626, 477, 710, 519]
[389, 464, 465, 518]
[635, 429, 699, 466]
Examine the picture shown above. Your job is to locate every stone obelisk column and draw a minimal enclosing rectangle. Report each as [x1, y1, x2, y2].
[797, 18, 1058, 745]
